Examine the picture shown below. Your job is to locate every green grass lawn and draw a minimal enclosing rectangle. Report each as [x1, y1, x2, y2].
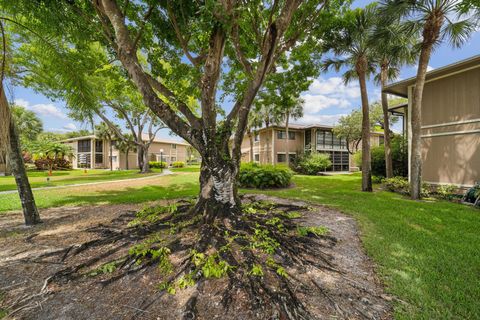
[0, 172, 478, 319]
[0, 169, 167, 192]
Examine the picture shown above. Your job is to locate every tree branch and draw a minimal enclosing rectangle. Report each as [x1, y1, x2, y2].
[132, 4, 155, 49]
[95, 0, 201, 150]
[166, 1, 206, 66]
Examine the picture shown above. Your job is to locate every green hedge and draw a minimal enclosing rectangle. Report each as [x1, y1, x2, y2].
[292, 152, 331, 175]
[149, 161, 167, 169]
[172, 161, 185, 168]
[354, 135, 408, 177]
[238, 163, 293, 189]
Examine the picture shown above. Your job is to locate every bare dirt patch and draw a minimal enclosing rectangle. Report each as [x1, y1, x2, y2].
[0, 196, 392, 319]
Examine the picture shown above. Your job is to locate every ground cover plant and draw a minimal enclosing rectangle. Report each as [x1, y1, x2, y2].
[0, 195, 391, 319]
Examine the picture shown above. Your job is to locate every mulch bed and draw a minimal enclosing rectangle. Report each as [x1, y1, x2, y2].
[0, 196, 392, 319]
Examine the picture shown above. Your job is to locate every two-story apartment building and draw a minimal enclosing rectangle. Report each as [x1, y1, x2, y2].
[61, 135, 190, 170]
[384, 55, 480, 187]
[240, 124, 384, 172]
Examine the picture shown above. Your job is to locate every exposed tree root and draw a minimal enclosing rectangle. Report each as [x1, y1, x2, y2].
[5, 196, 390, 319]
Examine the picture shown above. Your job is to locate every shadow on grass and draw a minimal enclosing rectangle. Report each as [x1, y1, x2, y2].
[43, 183, 200, 209]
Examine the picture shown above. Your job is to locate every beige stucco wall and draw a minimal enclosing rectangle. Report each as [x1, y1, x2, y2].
[416, 67, 480, 186]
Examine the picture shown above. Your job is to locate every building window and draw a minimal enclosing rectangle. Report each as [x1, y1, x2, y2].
[172, 144, 177, 149]
[171, 157, 177, 162]
[78, 139, 91, 152]
[277, 130, 295, 140]
[317, 130, 345, 150]
[254, 134, 260, 142]
[95, 154, 103, 164]
[277, 153, 286, 163]
[254, 154, 260, 162]
[289, 154, 296, 162]
[110, 156, 117, 163]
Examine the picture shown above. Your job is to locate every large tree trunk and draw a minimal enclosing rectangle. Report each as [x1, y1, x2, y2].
[140, 144, 150, 173]
[357, 64, 372, 192]
[126, 149, 129, 170]
[137, 147, 144, 171]
[411, 16, 441, 200]
[285, 112, 290, 166]
[380, 65, 393, 178]
[193, 159, 241, 223]
[8, 118, 41, 225]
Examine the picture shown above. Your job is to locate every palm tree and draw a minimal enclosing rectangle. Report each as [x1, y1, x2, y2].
[246, 111, 263, 162]
[11, 105, 43, 143]
[381, 0, 476, 199]
[1, 84, 41, 225]
[95, 122, 118, 171]
[116, 134, 136, 170]
[323, 5, 378, 191]
[373, 22, 417, 178]
[279, 96, 304, 166]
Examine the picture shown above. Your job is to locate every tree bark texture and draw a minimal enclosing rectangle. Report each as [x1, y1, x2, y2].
[8, 119, 41, 225]
[410, 14, 442, 199]
[380, 66, 393, 178]
[1, 84, 41, 225]
[357, 59, 372, 192]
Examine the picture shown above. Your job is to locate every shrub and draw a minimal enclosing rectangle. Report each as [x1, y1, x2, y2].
[355, 135, 408, 177]
[292, 152, 331, 175]
[149, 161, 167, 169]
[435, 184, 459, 201]
[34, 158, 72, 170]
[383, 176, 432, 198]
[172, 161, 185, 168]
[463, 183, 480, 205]
[238, 163, 293, 189]
[382, 176, 409, 194]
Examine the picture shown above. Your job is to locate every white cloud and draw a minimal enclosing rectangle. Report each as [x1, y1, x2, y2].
[14, 98, 67, 119]
[62, 123, 77, 131]
[427, 65, 434, 72]
[301, 94, 351, 114]
[307, 77, 360, 99]
[297, 113, 347, 126]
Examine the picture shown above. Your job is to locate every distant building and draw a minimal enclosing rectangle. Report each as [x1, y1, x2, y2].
[60, 135, 190, 170]
[240, 124, 384, 172]
[384, 55, 480, 187]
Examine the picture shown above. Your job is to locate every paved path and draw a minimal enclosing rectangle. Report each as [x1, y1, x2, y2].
[0, 169, 173, 195]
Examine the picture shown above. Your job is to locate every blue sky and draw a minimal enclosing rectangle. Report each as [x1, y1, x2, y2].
[7, 0, 480, 140]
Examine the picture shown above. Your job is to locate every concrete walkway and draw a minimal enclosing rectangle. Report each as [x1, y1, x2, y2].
[0, 169, 173, 195]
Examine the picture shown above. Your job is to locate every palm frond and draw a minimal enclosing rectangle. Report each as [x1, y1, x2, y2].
[442, 18, 477, 48]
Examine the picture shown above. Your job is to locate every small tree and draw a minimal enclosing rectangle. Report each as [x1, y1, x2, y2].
[95, 123, 117, 171]
[116, 134, 136, 170]
[31, 141, 74, 175]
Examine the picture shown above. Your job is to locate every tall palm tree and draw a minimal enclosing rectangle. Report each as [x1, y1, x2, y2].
[279, 96, 304, 166]
[381, 0, 476, 199]
[373, 22, 417, 178]
[323, 5, 378, 191]
[11, 105, 43, 142]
